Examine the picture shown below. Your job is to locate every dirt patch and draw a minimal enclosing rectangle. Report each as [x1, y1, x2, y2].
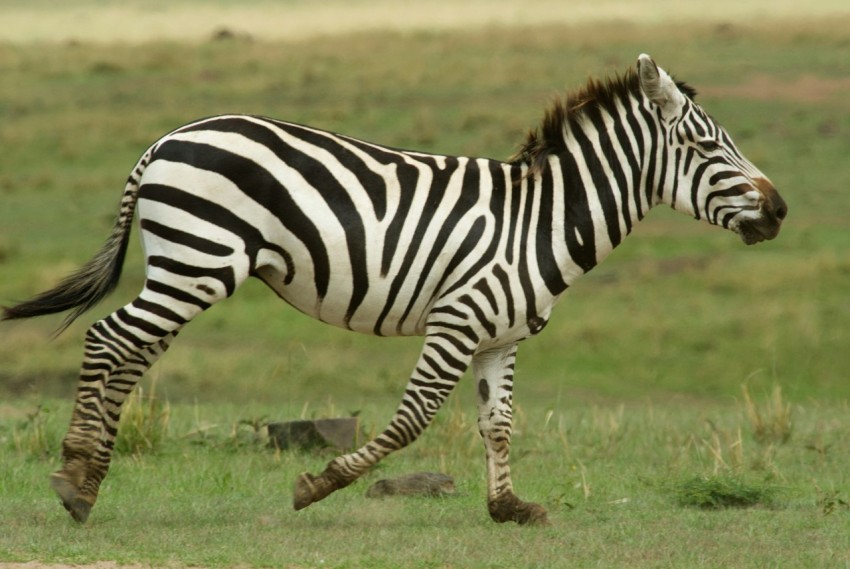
[702, 74, 850, 104]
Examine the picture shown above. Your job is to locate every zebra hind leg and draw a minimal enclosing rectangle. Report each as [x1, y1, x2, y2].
[51, 329, 177, 523]
[474, 345, 548, 525]
[50, 319, 120, 522]
[293, 326, 476, 511]
[51, 285, 200, 522]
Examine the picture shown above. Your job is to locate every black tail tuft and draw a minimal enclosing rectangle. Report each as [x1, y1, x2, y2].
[3, 147, 150, 335]
[3, 221, 132, 335]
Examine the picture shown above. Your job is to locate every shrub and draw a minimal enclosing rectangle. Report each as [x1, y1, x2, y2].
[675, 474, 779, 509]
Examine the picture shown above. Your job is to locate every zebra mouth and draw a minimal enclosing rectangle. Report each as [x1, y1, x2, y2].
[737, 220, 778, 246]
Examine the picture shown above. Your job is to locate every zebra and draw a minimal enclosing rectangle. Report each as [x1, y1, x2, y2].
[2, 54, 786, 525]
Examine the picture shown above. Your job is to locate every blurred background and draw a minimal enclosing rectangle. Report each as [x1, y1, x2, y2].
[1, 0, 849, 410]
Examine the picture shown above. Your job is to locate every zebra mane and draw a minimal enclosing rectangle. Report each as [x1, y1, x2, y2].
[511, 66, 697, 176]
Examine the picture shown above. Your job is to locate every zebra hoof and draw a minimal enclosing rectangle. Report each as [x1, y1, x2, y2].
[518, 502, 550, 526]
[293, 472, 317, 510]
[50, 472, 93, 523]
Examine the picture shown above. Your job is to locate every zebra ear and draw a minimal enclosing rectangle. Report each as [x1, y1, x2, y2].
[637, 54, 684, 114]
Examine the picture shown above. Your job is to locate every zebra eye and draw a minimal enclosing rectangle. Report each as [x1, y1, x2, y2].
[697, 139, 720, 152]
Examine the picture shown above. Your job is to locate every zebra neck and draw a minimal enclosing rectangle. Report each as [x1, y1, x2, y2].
[536, 145, 650, 288]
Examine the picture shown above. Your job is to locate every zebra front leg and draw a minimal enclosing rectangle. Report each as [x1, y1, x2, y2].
[474, 345, 548, 525]
[293, 326, 476, 510]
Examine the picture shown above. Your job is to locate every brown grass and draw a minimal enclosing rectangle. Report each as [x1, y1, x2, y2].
[741, 384, 793, 445]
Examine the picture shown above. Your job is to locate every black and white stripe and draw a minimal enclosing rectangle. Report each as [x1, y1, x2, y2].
[2, 54, 785, 525]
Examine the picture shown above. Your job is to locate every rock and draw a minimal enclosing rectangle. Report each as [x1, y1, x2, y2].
[267, 418, 361, 451]
[365, 472, 455, 498]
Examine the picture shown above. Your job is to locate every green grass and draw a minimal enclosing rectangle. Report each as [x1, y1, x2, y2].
[674, 475, 779, 510]
[3, 396, 850, 567]
[1, 13, 850, 569]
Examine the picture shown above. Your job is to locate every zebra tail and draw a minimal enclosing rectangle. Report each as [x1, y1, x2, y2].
[2, 149, 153, 334]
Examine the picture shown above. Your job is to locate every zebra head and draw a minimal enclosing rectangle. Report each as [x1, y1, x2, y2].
[637, 54, 787, 245]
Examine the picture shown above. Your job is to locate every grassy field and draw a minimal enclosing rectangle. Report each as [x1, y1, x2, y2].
[2, 396, 850, 567]
[1, 9, 850, 569]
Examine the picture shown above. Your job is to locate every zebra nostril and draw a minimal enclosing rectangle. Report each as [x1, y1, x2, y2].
[774, 205, 787, 221]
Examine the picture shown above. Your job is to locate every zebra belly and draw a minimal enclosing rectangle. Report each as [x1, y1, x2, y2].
[254, 253, 432, 338]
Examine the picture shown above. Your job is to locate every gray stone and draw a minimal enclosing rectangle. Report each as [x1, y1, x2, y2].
[267, 417, 361, 451]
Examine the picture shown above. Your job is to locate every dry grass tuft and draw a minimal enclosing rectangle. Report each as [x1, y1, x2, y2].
[700, 424, 746, 474]
[115, 379, 171, 456]
[8, 404, 59, 459]
[742, 384, 793, 445]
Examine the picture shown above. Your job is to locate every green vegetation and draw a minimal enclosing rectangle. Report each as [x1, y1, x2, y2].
[3, 394, 850, 567]
[674, 475, 779, 510]
[113, 382, 172, 456]
[1, 11, 850, 569]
